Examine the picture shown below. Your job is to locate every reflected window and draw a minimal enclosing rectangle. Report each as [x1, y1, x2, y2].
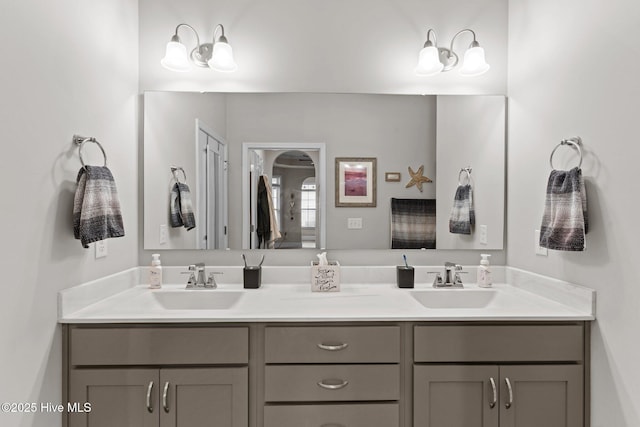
[271, 176, 281, 228]
[301, 177, 316, 228]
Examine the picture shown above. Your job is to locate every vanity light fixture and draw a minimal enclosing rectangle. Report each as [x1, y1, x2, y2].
[415, 28, 490, 77]
[161, 23, 238, 73]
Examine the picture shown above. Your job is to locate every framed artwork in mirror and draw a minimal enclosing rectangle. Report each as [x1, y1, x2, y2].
[335, 157, 377, 207]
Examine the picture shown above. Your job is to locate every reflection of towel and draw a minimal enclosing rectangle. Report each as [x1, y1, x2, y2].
[540, 167, 588, 251]
[170, 182, 196, 230]
[391, 198, 436, 249]
[257, 175, 281, 248]
[73, 166, 125, 248]
[449, 184, 475, 234]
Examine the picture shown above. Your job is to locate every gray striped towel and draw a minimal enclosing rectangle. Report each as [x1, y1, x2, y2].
[391, 198, 436, 249]
[449, 184, 475, 234]
[170, 182, 196, 230]
[540, 167, 588, 251]
[73, 166, 125, 248]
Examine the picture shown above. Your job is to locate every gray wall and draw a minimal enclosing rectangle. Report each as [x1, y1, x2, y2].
[0, 1, 139, 426]
[139, 0, 508, 95]
[508, 0, 640, 425]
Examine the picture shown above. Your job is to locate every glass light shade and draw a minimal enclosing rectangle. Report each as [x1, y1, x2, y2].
[208, 41, 238, 72]
[459, 46, 490, 77]
[415, 46, 444, 76]
[160, 41, 191, 72]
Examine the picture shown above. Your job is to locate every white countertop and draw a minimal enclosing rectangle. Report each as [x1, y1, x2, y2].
[59, 267, 595, 323]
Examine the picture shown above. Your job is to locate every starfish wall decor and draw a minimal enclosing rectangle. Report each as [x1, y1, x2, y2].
[405, 165, 432, 192]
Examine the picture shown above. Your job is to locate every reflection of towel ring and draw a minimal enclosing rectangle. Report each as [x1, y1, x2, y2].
[73, 134, 107, 169]
[170, 166, 187, 184]
[458, 167, 472, 186]
[550, 136, 582, 169]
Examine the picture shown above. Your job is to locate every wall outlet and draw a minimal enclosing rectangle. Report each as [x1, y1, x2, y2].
[159, 224, 168, 245]
[535, 230, 548, 256]
[479, 225, 488, 245]
[95, 240, 108, 258]
[347, 218, 363, 229]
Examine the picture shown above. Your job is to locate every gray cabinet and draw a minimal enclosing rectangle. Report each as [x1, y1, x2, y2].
[413, 324, 586, 427]
[65, 326, 249, 427]
[414, 365, 583, 427]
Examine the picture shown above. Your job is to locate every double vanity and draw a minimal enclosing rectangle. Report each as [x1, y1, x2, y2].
[60, 266, 595, 427]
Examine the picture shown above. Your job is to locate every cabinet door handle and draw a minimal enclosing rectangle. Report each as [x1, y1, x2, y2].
[505, 377, 513, 409]
[489, 377, 497, 409]
[317, 342, 349, 351]
[162, 381, 170, 413]
[146, 381, 154, 413]
[317, 379, 349, 390]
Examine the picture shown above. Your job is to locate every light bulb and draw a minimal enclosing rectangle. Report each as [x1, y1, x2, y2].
[459, 46, 490, 77]
[415, 46, 444, 76]
[160, 40, 191, 72]
[208, 41, 238, 72]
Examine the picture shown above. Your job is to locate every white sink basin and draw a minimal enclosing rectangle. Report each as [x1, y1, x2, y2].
[410, 289, 497, 309]
[151, 290, 243, 310]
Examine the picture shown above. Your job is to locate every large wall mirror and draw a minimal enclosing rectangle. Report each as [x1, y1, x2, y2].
[144, 92, 505, 251]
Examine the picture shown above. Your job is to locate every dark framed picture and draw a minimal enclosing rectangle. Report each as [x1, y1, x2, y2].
[335, 157, 377, 207]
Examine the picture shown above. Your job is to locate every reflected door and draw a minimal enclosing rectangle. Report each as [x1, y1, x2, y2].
[197, 122, 228, 250]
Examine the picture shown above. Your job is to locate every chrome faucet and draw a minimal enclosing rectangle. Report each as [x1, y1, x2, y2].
[430, 262, 465, 288]
[182, 264, 224, 289]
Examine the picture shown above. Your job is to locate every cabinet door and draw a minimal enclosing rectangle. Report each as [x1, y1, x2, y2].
[500, 365, 583, 427]
[414, 365, 499, 427]
[68, 369, 158, 427]
[159, 367, 248, 427]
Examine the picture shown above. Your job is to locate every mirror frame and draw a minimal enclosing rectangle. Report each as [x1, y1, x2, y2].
[241, 142, 327, 250]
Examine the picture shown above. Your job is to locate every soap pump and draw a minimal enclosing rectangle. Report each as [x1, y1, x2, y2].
[149, 253, 163, 289]
[477, 254, 492, 288]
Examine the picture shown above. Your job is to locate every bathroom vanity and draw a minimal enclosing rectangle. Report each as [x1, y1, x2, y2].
[60, 267, 594, 427]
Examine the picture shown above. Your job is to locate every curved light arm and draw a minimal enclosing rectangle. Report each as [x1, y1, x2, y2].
[173, 23, 202, 51]
[213, 24, 228, 44]
[449, 28, 478, 53]
[423, 28, 438, 47]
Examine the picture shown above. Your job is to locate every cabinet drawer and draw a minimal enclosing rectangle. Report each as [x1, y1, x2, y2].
[70, 326, 248, 366]
[414, 324, 583, 362]
[265, 326, 400, 363]
[264, 364, 400, 402]
[264, 403, 399, 427]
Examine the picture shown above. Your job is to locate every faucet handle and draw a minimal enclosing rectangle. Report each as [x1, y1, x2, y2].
[206, 272, 224, 288]
[181, 265, 197, 288]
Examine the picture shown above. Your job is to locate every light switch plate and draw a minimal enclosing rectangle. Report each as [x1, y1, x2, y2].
[159, 224, 168, 245]
[535, 230, 548, 256]
[347, 218, 363, 229]
[479, 225, 488, 245]
[95, 240, 108, 258]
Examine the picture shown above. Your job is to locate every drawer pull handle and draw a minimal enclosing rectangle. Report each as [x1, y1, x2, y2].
[320, 424, 345, 427]
[317, 342, 349, 351]
[146, 381, 154, 413]
[162, 381, 170, 413]
[317, 379, 349, 390]
[505, 377, 513, 409]
[489, 377, 497, 408]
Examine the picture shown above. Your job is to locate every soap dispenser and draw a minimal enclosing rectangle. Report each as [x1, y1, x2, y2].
[477, 254, 492, 288]
[149, 253, 163, 289]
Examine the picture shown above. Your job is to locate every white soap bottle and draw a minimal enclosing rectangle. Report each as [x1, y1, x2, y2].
[477, 254, 492, 288]
[149, 253, 163, 289]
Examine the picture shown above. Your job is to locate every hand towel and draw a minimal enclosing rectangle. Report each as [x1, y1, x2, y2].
[540, 167, 588, 251]
[449, 184, 475, 234]
[169, 182, 196, 230]
[391, 198, 436, 249]
[73, 166, 125, 248]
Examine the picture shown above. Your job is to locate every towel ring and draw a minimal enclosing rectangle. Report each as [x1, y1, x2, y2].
[458, 167, 472, 186]
[170, 166, 187, 184]
[73, 135, 107, 169]
[550, 137, 582, 170]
